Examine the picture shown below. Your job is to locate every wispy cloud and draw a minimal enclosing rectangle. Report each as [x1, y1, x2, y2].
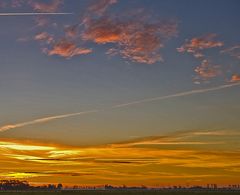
[0, 141, 55, 151]
[112, 129, 240, 148]
[220, 45, 240, 83]
[88, 0, 118, 15]
[191, 130, 240, 136]
[0, 110, 98, 133]
[221, 45, 240, 60]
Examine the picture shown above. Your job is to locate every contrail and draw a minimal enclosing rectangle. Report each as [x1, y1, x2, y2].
[1, 82, 239, 133]
[0, 110, 98, 132]
[112, 82, 240, 108]
[0, 12, 73, 16]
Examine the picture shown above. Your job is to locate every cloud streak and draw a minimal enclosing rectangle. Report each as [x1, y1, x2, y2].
[0, 110, 98, 133]
[0, 12, 73, 16]
[113, 82, 240, 108]
[1, 83, 240, 132]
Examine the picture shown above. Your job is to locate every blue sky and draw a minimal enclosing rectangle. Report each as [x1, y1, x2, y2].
[1, 0, 240, 186]
[0, 0, 240, 146]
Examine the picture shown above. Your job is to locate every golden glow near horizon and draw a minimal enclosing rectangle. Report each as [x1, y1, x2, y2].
[0, 129, 239, 186]
[1, 0, 240, 189]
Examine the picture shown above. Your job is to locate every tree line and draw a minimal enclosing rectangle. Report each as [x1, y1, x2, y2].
[0, 180, 62, 191]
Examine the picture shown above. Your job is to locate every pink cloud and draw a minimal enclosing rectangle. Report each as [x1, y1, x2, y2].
[177, 34, 224, 58]
[15, 0, 177, 64]
[194, 59, 222, 80]
[82, 16, 177, 64]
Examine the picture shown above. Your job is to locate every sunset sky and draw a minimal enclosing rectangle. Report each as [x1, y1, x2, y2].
[0, 0, 240, 187]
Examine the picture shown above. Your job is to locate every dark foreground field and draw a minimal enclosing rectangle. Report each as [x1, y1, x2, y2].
[0, 190, 240, 195]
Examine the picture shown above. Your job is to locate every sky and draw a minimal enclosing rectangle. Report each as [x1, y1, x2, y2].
[0, 0, 240, 187]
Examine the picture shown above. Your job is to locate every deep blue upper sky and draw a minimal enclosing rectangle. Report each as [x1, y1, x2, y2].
[0, 0, 240, 145]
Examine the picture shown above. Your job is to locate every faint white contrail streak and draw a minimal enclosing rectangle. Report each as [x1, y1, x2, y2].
[0, 12, 73, 16]
[1, 82, 240, 133]
[112, 82, 240, 108]
[0, 110, 98, 132]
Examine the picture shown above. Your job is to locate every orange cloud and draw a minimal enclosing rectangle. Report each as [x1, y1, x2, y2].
[177, 34, 224, 58]
[88, 0, 118, 15]
[82, 17, 122, 44]
[82, 16, 177, 64]
[12, 0, 177, 64]
[0, 129, 240, 186]
[46, 39, 92, 58]
[194, 59, 221, 80]
[30, 0, 63, 12]
[230, 74, 240, 82]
